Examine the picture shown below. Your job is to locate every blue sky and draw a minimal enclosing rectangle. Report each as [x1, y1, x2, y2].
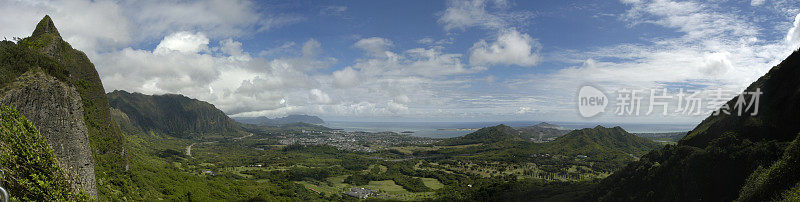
[2, 0, 800, 123]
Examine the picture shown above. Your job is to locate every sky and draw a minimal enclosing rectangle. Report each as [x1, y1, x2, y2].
[1, 0, 800, 123]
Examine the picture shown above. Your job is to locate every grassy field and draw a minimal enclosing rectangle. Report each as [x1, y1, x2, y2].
[418, 177, 444, 190]
[292, 175, 445, 200]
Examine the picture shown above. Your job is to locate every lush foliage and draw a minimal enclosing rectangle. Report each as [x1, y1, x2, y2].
[738, 134, 800, 201]
[0, 105, 87, 201]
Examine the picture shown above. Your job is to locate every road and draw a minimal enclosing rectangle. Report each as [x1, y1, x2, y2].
[186, 143, 196, 156]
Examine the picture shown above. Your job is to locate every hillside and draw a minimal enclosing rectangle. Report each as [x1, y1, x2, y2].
[438, 124, 525, 145]
[107, 90, 243, 138]
[234, 114, 325, 126]
[586, 49, 800, 201]
[0, 105, 87, 201]
[546, 126, 661, 157]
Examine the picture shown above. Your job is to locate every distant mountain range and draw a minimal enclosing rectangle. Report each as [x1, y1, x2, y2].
[515, 122, 571, 140]
[233, 114, 325, 126]
[442, 123, 659, 156]
[437, 124, 661, 171]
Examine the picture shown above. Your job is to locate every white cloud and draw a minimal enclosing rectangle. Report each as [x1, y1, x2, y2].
[333, 67, 361, 88]
[218, 39, 243, 57]
[309, 89, 332, 104]
[387, 101, 409, 113]
[751, 0, 766, 6]
[154, 31, 210, 54]
[469, 29, 541, 67]
[788, 13, 800, 47]
[701, 52, 732, 77]
[0, 0, 133, 52]
[0, 0, 295, 55]
[354, 37, 394, 58]
[438, 0, 531, 31]
[122, 0, 278, 40]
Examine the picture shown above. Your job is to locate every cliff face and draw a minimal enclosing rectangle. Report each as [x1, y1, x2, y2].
[0, 15, 128, 198]
[0, 105, 86, 201]
[107, 90, 243, 138]
[17, 16, 127, 176]
[0, 70, 95, 196]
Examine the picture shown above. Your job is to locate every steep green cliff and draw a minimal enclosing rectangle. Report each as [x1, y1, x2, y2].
[0, 105, 87, 201]
[107, 90, 244, 138]
[0, 15, 128, 198]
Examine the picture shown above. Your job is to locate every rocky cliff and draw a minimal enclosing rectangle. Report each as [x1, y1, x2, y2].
[0, 15, 128, 198]
[17, 16, 127, 177]
[0, 69, 95, 196]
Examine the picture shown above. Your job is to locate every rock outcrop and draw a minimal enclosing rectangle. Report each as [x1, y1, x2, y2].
[0, 69, 95, 196]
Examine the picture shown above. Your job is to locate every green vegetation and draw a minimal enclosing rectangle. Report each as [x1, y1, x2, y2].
[738, 134, 800, 201]
[586, 49, 800, 201]
[5, 16, 129, 198]
[0, 105, 87, 201]
[0, 40, 69, 89]
[107, 90, 244, 138]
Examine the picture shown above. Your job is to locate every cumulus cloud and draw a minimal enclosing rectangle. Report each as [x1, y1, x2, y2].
[0, 0, 296, 54]
[701, 52, 733, 76]
[469, 29, 541, 67]
[309, 89, 332, 104]
[98, 32, 219, 95]
[333, 67, 361, 88]
[154, 32, 210, 54]
[0, 0, 133, 52]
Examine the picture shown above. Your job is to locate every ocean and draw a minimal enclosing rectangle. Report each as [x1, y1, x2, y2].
[324, 121, 698, 138]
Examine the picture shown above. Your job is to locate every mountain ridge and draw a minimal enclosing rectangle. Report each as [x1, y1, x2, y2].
[585, 48, 800, 201]
[234, 114, 325, 126]
[107, 90, 244, 138]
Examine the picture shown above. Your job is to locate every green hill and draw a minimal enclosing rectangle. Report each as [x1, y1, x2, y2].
[438, 124, 525, 145]
[107, 90, 244, 138]
[586, 49, 800, 201]
[546, 126, 661, 157]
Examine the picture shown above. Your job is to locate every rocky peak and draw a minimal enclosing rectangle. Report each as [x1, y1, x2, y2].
[32, 15, 61, 38]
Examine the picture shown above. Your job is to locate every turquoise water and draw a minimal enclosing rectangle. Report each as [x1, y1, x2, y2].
[324, 121, 697, 138]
